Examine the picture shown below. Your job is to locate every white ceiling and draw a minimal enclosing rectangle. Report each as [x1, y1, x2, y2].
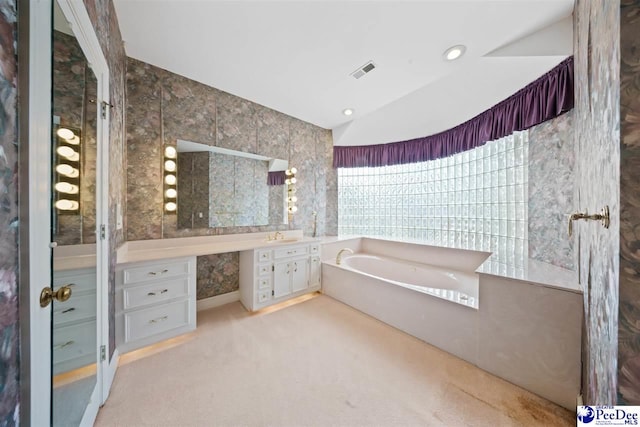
[113, 0, 574, 146]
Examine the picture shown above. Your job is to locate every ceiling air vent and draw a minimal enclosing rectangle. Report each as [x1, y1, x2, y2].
[350, 61, 377, 79]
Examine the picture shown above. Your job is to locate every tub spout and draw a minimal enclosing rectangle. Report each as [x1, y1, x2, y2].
[336, 248, 354, 265]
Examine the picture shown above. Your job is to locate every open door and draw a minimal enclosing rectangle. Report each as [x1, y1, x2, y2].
[27, 0, 111, 424]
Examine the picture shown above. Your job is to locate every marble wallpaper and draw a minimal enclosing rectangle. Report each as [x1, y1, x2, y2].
[618, 0, 640, 405]
[53, 30, 97, 246]
[574, 0, 620, 405]
[196, 253, 240, 300]
[528, 111, 575, 270]
[83, 0, 127, 361]
[125, 57, 336, 242]
[0, 0, 18, 424]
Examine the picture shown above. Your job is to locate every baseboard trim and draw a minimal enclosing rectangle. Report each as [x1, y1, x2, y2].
[197, 291, 240, 312]
[103, 348, 119, 404]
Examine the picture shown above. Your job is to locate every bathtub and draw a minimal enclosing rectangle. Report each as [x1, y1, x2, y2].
[321, 237, 582, 410]
[339, 254, 479, 309]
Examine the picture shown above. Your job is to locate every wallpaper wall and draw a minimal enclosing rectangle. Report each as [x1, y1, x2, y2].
[528, 111, 575, 270]
[125, 57, 336, 242]
[0, 0, 18, 423]
[82, 0, 127, 361]
[618, 0, 640, 405]
[574, 0, 620, 404]
[53, 30, 97, 246]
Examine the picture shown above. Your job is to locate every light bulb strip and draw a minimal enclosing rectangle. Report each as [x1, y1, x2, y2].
[287, 167, 297, 218]
[164, 145, 178, 214]
[54, 125, 82, 213]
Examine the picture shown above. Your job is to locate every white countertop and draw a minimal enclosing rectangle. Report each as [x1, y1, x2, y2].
[116, 230, 321, 264]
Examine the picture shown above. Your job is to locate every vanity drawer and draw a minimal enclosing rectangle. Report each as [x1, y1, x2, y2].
[124, 300, 190, 343]
[274, 245, 308, 259]
[122, 259, 191, 285]
[53, 293, 96, 326]
[53, 268, 96, 293]
[256, 276, 272, 290]
[53, 320, 96, 365]
[256, 250, 271, 263]
[256, 263, 272, 276]
[257, 289, 272, 304]
[123, 278, 190, 310]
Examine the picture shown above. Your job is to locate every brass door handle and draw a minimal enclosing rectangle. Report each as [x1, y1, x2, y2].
[568, 206, 610, 237]
[40, 285, 73, 307]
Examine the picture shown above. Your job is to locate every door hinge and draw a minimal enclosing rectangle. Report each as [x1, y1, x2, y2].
[100, 345, 106, 361]
[272, 290, 274, 296]
[100, 224, 106, 240]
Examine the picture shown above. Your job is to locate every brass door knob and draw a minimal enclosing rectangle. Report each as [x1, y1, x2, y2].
[40, 285, 73, 307]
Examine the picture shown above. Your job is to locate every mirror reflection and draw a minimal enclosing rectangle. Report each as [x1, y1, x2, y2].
[175, 139, 288, 229]
[52, 1, 98, 425]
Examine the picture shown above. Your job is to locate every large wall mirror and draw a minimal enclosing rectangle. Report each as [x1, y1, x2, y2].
[175, 139, 288, 229]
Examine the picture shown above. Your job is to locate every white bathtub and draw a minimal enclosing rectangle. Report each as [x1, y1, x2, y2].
[339, 254, 478, 308]
[321, 237, 582, 410]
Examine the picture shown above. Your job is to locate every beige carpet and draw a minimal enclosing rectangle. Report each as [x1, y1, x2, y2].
[95, 295, 574, 426]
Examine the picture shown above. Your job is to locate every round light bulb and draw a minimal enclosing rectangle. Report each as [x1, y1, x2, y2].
[164, 146, 177, 159]
[56, 164, 79, 178]
[288, 187, 297, 194]
[342, 108, 354, 116]
[290, 167, 297, 174]
[444, 45, 466, 61]
[165, 174, 177, 185]
[288, 206, 298, 213]
[57, 146, 78, 160]
[55, 199, 79, 210]
[165, 202, 177, 212]
[56, 128, 75, 140]
[288, 196, 297, 203]
[165, 188, 177, 198]
[285, 169, 292, 176]
[67, 135, 80, 145]
[285, 178, 291, 185]
[290, 177, 297, 184]
[164, 160, 177, 172]
[55, 182, 79, 194]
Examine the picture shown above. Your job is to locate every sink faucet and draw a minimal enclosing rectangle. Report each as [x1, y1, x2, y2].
[274, 231, 284, 240]
[336, 248, 354, 265]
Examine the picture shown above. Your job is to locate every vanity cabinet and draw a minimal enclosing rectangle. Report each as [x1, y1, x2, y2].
[52, 267, 97, 375]
[116, 256, 196, 353]
[239, 242, 321, 311]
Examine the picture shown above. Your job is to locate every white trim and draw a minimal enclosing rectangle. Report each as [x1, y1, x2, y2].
[103, 349, 120, 401]
[197, 291, 241, 312]
[28, 0, 53, 424]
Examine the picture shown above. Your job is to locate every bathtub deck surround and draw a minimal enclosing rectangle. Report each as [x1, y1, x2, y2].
[322, 237, 582, 410]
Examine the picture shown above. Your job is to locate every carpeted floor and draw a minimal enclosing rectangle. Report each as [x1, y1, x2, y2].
[95, 294, 574, 426]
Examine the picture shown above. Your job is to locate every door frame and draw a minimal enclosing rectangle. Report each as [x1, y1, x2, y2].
[22, 0, 112, 424]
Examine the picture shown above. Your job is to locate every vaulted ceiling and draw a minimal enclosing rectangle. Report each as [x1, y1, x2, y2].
[113, 0, 574, 146]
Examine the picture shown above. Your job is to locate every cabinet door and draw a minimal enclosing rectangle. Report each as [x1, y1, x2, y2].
[309, 256, 321, 287]
[273, 261, 291, 298]
[291, 258, 309, 293]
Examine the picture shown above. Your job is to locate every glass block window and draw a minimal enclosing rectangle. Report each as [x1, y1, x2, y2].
[338, 132, 528, 266]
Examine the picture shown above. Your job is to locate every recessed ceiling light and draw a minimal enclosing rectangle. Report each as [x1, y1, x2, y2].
[444, 45, 466, 61]
[343, 108, 354, 116]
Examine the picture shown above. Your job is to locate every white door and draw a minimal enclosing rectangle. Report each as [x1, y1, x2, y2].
[291, 258, 309, 292]
[273, 261, 291, 298]
[28, 0, 111, 424]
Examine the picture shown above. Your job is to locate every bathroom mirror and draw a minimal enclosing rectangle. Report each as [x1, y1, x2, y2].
[175, 139, 288, 229]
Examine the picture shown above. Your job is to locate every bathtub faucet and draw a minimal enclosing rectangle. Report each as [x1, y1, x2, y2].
[336, 248, 354, 265]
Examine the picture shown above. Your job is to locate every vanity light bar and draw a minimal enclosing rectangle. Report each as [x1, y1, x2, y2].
[54, 125, 82, 212]
[164, 145, 178, 214]
[286, 167, 297, 217]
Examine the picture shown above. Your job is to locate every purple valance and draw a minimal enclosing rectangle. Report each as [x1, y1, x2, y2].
[333, 56, 574, 168]
[267, 171, 286, 185]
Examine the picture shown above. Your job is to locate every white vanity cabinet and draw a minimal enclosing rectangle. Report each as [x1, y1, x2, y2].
[116, 256, 196, 353]
[239, 242, 321, 311]
[52, 267, 97, 375]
